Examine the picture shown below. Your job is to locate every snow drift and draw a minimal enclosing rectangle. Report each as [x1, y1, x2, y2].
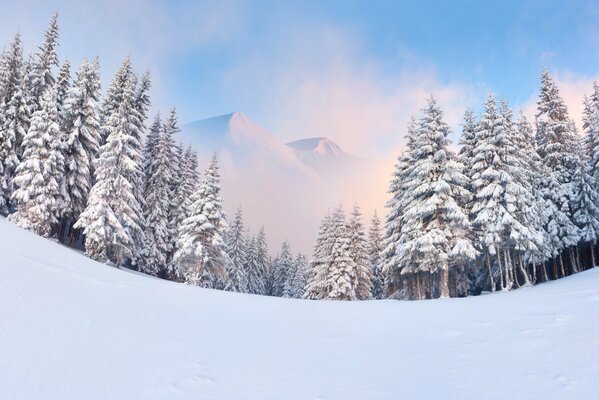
[1, 217, 598, 400]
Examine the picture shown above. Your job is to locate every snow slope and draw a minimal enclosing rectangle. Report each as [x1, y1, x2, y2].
[1, 217, 598, 400]
[286, 137, 361, 176]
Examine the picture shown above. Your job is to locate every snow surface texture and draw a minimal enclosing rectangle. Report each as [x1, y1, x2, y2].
[1, 217, 598, 400]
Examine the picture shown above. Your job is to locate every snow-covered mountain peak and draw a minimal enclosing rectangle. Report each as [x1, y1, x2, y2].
[286, 137, 348, 158]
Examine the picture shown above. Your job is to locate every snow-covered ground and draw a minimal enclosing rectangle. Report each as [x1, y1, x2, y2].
[1, 217, 598, 400]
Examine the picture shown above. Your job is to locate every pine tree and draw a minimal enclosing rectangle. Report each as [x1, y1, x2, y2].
[273, 241, 293, 297]
[584, 82, 599, 181]
[173, 154, 228, 288]
[245, 234, 266, 295]
[383, 117, 420, 297]
[224, 207, 249, 292]
[172, 145, 200, 228]
[27, 13, 59, 115]
[348, 204, 373, 299]
[62, 58, 101, 236]
[368, 211, 384, 299]
[393, 97, 476, 298]
[290, 253, 308, 298]
[535, 70, 581, 278]
[55, 59, 70, 130]
[74, 72, 144, 266]
[255, 227, 270, 295]
[140, 111, 175, 276]
[8, 87, 65, 237]
[458, 108, 477, 183]
[0, 33, 25, 213]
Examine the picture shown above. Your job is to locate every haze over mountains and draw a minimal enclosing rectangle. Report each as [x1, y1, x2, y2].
[178, 112, 372, 253]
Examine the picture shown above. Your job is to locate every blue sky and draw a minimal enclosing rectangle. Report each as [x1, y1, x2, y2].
[2, 0, 599, 154]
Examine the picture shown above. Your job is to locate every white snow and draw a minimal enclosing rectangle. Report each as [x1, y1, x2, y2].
[1, 217, 598, 399]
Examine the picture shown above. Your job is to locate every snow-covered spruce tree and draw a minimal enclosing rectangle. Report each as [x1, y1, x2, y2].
[0, 33, 25, 214]
[245, 234, 266, 295]
[469, 95, 540, 291]
[394, 97, 476, 299]
[224, 207, 249, 293]
[368, 211, 385, 299]
[61, 58, 101, 241]
[290, 253, 308, 298]
[100, 58, 135, 145]
[173, 154, 228, 288]
[171, 145, 200, 229]
[458, 108, 477, 184]
[27, 13, 59, 117]
[139, 111, 176, 277]
[73, 73, 144, 266]
[513, 113, 551, 283]
[273, 241, 294, 297]
[304, 211, 334, 299]
[305, 207, 358, 300]
[348, 204, 373, 300]
[141, 113, 162, 190]
[383, 116, 427, 299]
[161, 109, 181, 264]
[535, 70, 581, 278]
[8, 87, 65, 237]
[255, 227, 271, 295]
[571, 134, 599, 269]
[55, 59, 70, 132]
[582, 83, 599, 267]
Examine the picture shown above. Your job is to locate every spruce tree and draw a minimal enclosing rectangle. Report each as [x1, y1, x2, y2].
[0, 33, 24, 214]
[27, 13, 59, 115]
[245, 234, 266, 295]
[8, 87, 65, 237]
[535, 70, 581, 278]
[348, 204, 373, 299]
[74, 72, 144, 266]
[62, 58, 101, 236]
[273, 241, 293, 297]
[394, 97, 476, 298]
[290, 253, 308, 298]
[255, 227, 270, 295]
[368, 211, 384, 299]
[224, 207, 249, 292]
[173, 154, 228, 288]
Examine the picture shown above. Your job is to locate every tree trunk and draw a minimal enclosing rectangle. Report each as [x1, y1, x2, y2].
[592, 242, 597, 269]
[439, 268, 449, 298]
[517, 252, 531, 286]
[532, 260, 537, 284]
[552, 258, 558, 280]
[559, 253, 566, 278]
[497, 253, 505, 290]
[507, 250, 519, 288]
[541, 260, 549, 282]
[486, 256, 495, 292]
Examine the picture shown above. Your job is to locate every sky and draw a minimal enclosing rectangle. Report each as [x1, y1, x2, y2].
[2, 0, 599, 251]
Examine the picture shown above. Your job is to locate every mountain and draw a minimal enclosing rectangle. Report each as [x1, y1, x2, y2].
[178, 113, 360, 253]
[286, 137, 360, 175]
[2, 216, 598, 399]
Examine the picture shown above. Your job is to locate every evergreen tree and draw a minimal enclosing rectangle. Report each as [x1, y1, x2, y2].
[368, 211, 384, 299]
[348, 204, 373, 299]
[274, 241, 294, 297]
[224, 207, 249, 292]
[393, 97, 476, 298]
[535, 70, 581, 277]
[173, 154, 228, 288]
[290, 253, 308, 298]
[245, 234, 266, 295]
[8, 87, 65, 237]
[27, 13, 59, 115]
[55, 59, 70, 130]
[62, 58, 101, 234]
[140, 112, 175, 276]
[458, 108, 477, 183]
[0, 33, 24, 213]
[74, 73, 144, 266]
[255, 227, 270, 295]
[172, 145, 200, 228]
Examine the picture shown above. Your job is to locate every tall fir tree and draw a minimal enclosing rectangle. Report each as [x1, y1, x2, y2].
[392, 97, 476, 298]
[27, 13, 59, 116]
[62, 58, 101, 237]
[173, 154, 228, 288]
[0, 33, 25, 213]
[290, 253, 308, 298]
[274, 241, 294, 297]
[245, 234, 266, 295]
[8, 87, 65, 237]
[348, 204, 373, 300]
[224, 207, 249, 293]
[74, 71, 144, 266]
[368, 211, 384, 299]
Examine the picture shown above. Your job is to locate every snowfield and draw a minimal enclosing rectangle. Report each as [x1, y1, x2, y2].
[1, 217, 598, 400]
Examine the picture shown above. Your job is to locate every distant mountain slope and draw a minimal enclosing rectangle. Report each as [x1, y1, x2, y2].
[2, 217, 599, 400]
[286, 137, 361, 175]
